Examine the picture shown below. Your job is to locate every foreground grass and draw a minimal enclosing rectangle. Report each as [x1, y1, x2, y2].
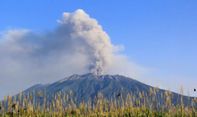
[0, 104, 196, 117]
[0, 89, 196, 117]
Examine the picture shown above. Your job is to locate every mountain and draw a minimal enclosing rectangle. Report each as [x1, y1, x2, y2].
[15, 73, 196, 108]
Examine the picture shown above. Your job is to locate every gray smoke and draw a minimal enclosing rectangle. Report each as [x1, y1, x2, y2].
[0, 9, 144, 97]
[58, 9, 113, 75]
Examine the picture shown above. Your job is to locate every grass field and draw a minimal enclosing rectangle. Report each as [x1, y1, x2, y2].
[0, 90, 196, 117]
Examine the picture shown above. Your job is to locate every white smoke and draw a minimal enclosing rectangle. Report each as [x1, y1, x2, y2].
[0, 9, 145, 98]
[58, 9, 114, 75]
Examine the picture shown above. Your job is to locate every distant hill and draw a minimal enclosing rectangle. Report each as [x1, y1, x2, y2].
[13, 73, 195, 108]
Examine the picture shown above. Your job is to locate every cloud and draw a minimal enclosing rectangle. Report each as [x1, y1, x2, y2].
[0, 9, 145, 97]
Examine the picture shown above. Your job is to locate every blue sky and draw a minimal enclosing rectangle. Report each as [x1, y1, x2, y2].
[0, 0, 197, 97]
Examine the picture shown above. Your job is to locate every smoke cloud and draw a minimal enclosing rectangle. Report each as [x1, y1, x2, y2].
[0, 9, 145, 97]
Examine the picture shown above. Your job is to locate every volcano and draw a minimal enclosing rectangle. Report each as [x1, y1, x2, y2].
[14, 73, 196, 108]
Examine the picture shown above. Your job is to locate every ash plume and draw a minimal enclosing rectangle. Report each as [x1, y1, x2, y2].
[0, 9, 144, 97]
[58, 9, 113, 75]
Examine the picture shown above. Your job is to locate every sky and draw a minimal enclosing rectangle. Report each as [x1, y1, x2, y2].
[0, 0, 197, 98]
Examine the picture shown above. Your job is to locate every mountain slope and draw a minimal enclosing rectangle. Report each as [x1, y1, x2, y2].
[19, 73, 196, 107]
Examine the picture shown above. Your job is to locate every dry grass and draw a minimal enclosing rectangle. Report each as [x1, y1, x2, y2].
[0, 89, 196, 117]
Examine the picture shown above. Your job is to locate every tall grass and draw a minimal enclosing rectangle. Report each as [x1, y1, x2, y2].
[0, 88, 196, 117]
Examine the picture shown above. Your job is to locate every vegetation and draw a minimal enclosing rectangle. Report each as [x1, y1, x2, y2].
[0, 89, 196, 117]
